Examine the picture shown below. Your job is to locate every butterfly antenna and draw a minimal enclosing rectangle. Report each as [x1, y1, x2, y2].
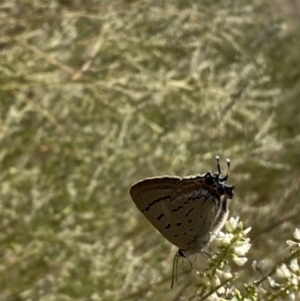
[224, 158, 231, 180]
[215, 155, 221, 178]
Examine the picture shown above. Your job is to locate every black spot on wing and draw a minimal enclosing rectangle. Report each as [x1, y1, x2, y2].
[172, 205, 183, 212]
[185, 208, 194, 217]
[142, 195, 171, 212]
[171, 192, 211, 213]
[157, 213, 164, 220]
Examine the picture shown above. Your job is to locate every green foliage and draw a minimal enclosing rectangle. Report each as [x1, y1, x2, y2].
[1, 0, 300, 300]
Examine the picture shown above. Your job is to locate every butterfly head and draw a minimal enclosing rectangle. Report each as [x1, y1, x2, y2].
[209, 156, 234, 199]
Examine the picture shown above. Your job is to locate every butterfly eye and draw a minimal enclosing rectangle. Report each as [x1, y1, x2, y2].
[205, 175, 214, 185]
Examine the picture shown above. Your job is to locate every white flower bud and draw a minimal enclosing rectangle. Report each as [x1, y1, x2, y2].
[290, 258, 300, 273]
[225, 216, 239, 232]
[234, 242, 251, 256]
[243, 227, 252, 235]
[293, 228, 300, 241]
[233, 255, 248, 266]
[267, 276, 276, 287]
[276, 264, 291, 278]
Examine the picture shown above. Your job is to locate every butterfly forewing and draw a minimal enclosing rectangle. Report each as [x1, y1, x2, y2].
[130, 176, 188, 249]
[130, 176, 180, 214]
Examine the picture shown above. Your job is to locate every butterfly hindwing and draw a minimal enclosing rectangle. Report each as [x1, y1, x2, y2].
[169, 178, 220, 254]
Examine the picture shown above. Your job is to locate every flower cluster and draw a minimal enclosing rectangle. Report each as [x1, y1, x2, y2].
[189, 222, 300, 301]
[257, 228, 300, 301]
[192, 217, 252, 300]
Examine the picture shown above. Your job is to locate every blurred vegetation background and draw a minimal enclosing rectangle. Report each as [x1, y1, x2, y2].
[1, 0, 300, 300]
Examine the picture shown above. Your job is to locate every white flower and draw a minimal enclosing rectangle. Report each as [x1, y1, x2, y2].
[252, 260, 258, 271]
[222, 233, 234, 245]
[234, 241, 251, 256]
[222, 271, 233, 280]
[232, 255, 248, 266]
[252, 260, 263, 273]
[276, 264, 291, 278]
[268, 276, 277, 287]
[217, 286, 225, 294]
[286, 240, 300, 247]
[210, 275, 221, 287]
[216, 269, 233, 280]
[211, 232, 233, 247]
[225, 216, 240, 232]
[293, 228, 300, 241]
[291, 275, 298, 286]
[243, 227, 252, 235]
[290, 258, 300, 273]
[289, 292, 296, 301]
[206, 292, 219, 301]
[237, 221, 244, 230]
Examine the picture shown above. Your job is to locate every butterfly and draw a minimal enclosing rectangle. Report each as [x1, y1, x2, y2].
[130, 156, 234, 287]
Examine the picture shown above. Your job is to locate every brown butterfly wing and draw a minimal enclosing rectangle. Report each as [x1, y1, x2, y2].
[130, 176, 189, 250]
